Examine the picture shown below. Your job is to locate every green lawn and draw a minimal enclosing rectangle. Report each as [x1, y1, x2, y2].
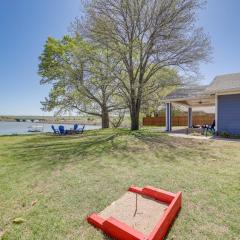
[0, 129, 239, 240]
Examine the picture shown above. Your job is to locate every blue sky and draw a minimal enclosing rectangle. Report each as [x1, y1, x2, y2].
[0, 0, 240, 115]
[198, 0, 240, 84]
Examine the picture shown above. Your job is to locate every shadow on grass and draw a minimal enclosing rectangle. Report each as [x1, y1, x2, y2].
[7, 129, 137, 171]
[131, 130, 199, 149]
[7, 128, 201, 172]
[132, 131, 176, 147]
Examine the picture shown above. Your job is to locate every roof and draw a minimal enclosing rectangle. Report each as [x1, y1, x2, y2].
[165, 72, 240, 102]
[165, 85, 208, 100]
[205, 72, 240, 93]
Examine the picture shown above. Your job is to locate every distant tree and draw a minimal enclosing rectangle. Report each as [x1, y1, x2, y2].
[75, 0, 211, 130]
[39, 36, 124, 128]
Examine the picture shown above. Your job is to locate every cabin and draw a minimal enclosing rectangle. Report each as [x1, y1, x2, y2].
[164, 73, 240, 135]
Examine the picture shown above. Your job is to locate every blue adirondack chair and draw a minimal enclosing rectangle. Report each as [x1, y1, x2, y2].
[73, 124, 79, 131]
[51, 125, 60, 134]
[59, 125, 66, 135]
[74, 124, 85, 134]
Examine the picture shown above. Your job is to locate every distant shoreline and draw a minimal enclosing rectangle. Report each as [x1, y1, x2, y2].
[0, 121, 101, 136]
[0, 116, 101, 126]
[0, 119, 99, 126]
[0, 115, 131, 128]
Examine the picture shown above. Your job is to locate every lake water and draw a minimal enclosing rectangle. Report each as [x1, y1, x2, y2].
[0, 121, 101, 135]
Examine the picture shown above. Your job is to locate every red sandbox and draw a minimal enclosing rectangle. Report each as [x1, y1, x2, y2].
[87, 186, 182, 240]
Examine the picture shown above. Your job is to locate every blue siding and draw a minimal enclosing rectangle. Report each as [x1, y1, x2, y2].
[218, 94, 240, 134]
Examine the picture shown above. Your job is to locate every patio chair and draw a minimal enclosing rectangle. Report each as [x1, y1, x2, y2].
[75, 124, 85, 134]
[202, 120, 215, 136]
[51, 125, 60, 134]
[73, 124, 79, 131]
[59, 125, 66, 135]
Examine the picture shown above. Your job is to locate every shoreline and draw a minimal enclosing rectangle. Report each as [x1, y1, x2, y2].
[0, 121, 101, 136]
[0, 119, 100, 126]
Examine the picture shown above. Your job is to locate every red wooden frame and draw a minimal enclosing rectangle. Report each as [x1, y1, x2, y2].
[87, 186, 182, 240]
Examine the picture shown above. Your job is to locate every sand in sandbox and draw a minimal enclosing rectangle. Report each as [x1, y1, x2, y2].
[99, 192, 168, 235]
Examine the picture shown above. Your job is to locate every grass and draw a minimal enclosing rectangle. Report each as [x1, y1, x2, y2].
[0, 129, 239, 239]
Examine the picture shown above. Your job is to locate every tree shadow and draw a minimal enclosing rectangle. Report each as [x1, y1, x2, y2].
[9, 131, 121, 172]
[7, 128, 202, 174]
[131, 130, 191, 149]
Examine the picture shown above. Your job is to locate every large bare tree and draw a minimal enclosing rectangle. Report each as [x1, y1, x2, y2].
[75, 0, 211, 130]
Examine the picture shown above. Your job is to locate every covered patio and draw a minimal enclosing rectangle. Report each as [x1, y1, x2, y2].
[164, 73, 240, 135]
[164, 85, 216, 132]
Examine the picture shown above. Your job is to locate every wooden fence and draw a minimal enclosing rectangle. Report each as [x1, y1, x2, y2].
[143, 115, 214, 127]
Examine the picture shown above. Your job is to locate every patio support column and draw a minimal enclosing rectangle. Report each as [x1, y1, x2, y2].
[165, 102, 172, 132]
[215, 94, 218, 132]
[188, 107, 192, 128]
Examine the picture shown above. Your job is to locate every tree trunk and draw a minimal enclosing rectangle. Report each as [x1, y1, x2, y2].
[102, 108, 110, 128]
[130, 103, 140, 131]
